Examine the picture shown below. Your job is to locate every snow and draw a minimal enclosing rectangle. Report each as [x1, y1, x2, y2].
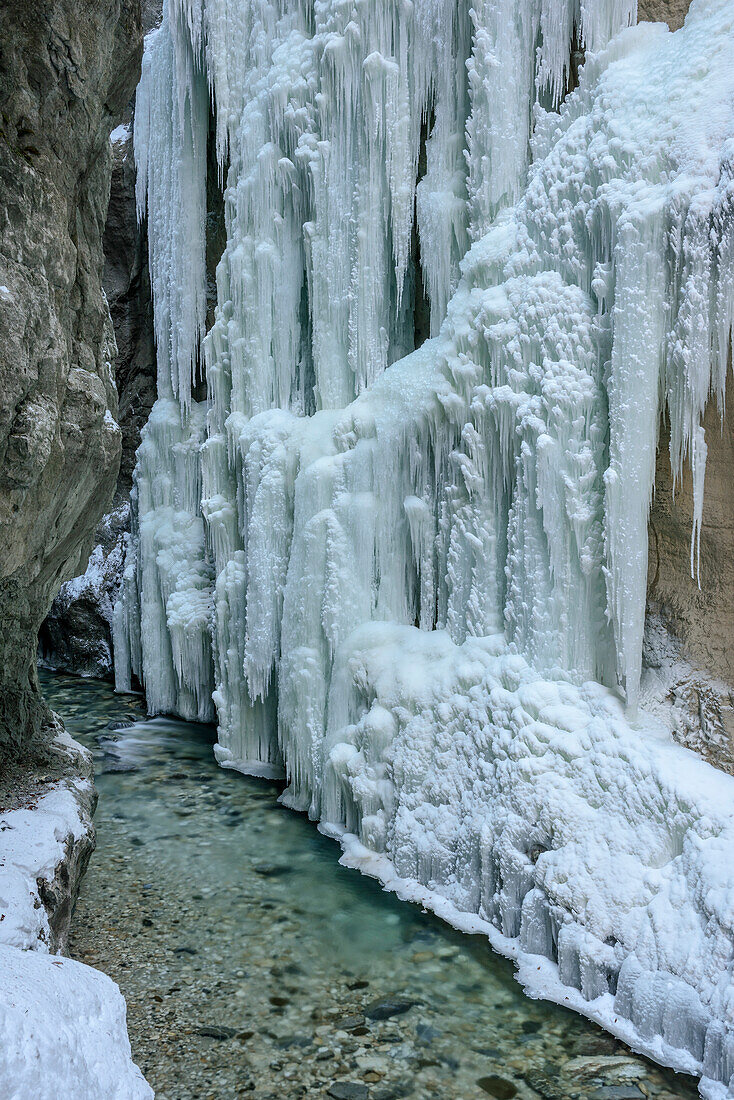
[119, 0, 734, 1092]
[109, 124, 131, 145]
[0, 780, 90, 951]
[0, 946, 152, 1100]
[0, 738, 151, 1099]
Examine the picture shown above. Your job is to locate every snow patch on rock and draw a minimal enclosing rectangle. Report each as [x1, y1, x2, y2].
[0, 734, 151, 1099]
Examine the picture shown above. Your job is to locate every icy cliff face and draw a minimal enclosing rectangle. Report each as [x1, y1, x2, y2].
[120, 0, 734, 1091]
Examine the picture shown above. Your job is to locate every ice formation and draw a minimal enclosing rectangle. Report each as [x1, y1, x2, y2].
[118, 0, 734, 1092]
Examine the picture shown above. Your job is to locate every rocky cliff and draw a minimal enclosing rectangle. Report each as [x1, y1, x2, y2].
[0, 0, 143, 761]
[39, 2, 161, 681]
[39, 126, 157, 679]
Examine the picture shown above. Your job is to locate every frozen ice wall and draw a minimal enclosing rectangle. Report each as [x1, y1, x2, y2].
[118, 0, 734, 1092]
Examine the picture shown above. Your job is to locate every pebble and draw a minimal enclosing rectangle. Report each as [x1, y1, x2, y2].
[364, 998, 414, 1021]
[194, 1026, 237, 1040]
[327, 1083, 369, 1100]
[586, 1089, 645, 1100]
[476, 1076, 518, 1099]
[335, 1015, 366, 1031]
[253, 863, 291, 877]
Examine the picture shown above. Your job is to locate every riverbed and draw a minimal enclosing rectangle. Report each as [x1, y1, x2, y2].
[41, 671, 697, 1100]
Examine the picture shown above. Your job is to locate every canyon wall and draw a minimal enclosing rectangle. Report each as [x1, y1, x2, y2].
[0, 0, 143, 761]
[38, 0, 164, 681]
[39, 125, 157, 679]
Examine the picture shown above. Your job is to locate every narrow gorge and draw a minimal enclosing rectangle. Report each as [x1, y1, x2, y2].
[1, 0, 733, 1098]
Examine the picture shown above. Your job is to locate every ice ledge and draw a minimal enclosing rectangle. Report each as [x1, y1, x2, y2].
[0, 727, 152, 1099]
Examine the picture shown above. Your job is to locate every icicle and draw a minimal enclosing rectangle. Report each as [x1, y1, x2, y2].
[690, 424, 707, 586]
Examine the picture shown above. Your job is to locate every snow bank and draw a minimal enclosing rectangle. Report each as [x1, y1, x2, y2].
[0, 779, 90, 950]
[0, 946, 152, 1100]
[0, 738, 152, 1099]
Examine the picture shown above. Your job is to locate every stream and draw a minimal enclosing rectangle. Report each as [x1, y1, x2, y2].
[41, 671, 697, 1100]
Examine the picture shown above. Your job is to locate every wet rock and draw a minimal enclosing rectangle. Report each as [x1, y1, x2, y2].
[335, 1015, 366, 1032]
[327, 1083, 369, 1100]
[253, 863, 291, 877]
[195, 1026, 238, 1041]
[586, 1089, 644, 1100]
[477, 1076, 518, 1099]
[364, 998, 414, 1021]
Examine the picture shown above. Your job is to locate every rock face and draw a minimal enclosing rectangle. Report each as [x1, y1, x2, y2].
[638, 0, 690, 30]
[0, 0, 143, 761]
[39, 502, 132, 679]
[104, 131, 157, 500]
[645, 384, 734, 772]
[40, 0, 162, 681]
[634, 0, 734, 776]
[40, 127, 157, 679]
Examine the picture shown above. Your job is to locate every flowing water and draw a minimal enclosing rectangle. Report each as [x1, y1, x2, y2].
[41, 671, 697, 1100]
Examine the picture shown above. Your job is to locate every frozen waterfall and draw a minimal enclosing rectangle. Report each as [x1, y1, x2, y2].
[117, 0, 734, 1094]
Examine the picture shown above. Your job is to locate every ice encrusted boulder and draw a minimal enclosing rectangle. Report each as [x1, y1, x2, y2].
[40, 504, 130, 679]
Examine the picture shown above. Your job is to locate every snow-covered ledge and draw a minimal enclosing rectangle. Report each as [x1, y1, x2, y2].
[0, 726, 152, 1099]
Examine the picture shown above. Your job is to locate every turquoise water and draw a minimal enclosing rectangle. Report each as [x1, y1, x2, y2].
[42, 671, 697, 1100]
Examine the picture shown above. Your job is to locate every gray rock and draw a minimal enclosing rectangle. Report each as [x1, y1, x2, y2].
[335, 1015, 366, 1032]
[477, 1076, 518, 1099]
[327, 1084, 369, 1100]
[39, 97, 156, 680]
[364, 998, 414, 1021]
[194, 1026, 237, 1041]
[253, 862, 292, 877]
[0, 0, 143, 759]
[586, 1088, 644, 1100]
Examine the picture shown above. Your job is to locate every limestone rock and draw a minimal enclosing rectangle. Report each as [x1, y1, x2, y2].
[39, 503, 131, 679]
[645, 380, 734, 772]
[638, 0, 690, 30]
[0, 0, 142, 760]
[40, 119, 157, 680]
